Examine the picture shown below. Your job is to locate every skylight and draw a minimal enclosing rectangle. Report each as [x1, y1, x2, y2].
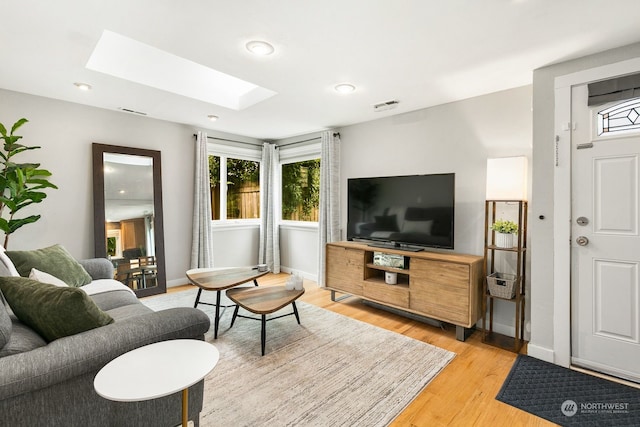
[86, 30, 276, 110]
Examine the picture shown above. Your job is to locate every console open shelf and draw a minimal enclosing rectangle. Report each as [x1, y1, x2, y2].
[325, 241, 483, 341]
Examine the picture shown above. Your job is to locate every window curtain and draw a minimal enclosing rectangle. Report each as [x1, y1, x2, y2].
[259, 142, 280, 273]
[317, 131, 341, 286]
[190, 131, 214, 269]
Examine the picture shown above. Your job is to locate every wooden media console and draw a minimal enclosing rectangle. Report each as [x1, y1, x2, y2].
[325, 241, 483, 341]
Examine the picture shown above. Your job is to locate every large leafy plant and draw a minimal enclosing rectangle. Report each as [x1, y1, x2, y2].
[0, 118, 57, 248]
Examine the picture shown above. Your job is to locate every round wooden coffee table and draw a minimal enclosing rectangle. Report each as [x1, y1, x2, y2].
[94, 339, 219, 426]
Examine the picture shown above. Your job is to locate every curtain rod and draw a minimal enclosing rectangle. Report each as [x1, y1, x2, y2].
[277, 132, 340, 148]
[193, 132, 340, 148]
[193, 134, 263, 148]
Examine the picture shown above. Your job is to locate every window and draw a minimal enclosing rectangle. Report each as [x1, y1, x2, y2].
[597, 97, 640, 136]
[281, 159, 320, 222]
[209, 155, 260, 221]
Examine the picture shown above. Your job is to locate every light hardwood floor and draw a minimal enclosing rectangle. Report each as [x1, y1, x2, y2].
[169, 273, 556, 427]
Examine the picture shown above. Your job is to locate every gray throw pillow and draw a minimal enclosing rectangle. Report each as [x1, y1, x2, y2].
[6, 244, 92, 287]
[0, 277, 114, 342]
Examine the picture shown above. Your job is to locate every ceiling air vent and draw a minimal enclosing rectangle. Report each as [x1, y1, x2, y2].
[118, 107, 147, 116]
[373, 100, 399, 112]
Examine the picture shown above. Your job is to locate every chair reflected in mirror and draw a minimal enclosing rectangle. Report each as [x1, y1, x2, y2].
[123, 247, 144, 260]
[116, 256, 158, 290]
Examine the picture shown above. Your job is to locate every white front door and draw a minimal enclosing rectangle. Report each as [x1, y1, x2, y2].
[570, 84, 640, 383]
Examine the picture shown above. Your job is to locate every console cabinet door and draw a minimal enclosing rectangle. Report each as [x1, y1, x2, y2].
[326, 245, 364, 295]
[410, 259, 471, 326]
[363, 281, 409, 308]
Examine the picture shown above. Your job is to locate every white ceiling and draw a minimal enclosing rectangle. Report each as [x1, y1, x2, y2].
[3, 0, 640, 140]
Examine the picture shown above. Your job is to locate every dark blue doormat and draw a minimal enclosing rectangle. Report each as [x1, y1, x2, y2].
[496, 355, 640, 426]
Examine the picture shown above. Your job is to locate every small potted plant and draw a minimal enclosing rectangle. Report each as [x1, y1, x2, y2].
[491, 219, 518, 248]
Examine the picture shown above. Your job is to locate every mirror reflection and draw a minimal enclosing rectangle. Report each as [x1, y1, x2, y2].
[104, 153, 158, 290]
[92, 143, 166, 298]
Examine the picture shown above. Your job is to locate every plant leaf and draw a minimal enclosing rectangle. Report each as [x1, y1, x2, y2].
[7, 215, 40, 233]
[10, 118, 28, 135]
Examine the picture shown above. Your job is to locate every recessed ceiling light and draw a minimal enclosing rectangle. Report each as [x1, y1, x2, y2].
[334, 83, 356, 94]
[246, 40, 275, 56]
[74, 82, 92, 91]
[208, 115, 219, 122]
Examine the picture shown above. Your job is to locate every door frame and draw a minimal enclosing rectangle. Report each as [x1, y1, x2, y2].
[553, 57, 640, 367]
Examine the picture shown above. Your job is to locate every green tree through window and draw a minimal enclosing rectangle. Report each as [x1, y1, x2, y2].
[282, 159, 320, 221]
[209, 155, 260, 220]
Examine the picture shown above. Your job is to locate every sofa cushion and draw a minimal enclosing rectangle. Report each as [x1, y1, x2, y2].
[0, 277, 114, 342]
[106, 303, 153, 322]
[0, 318, 47, 357]
[84, 280, 139, 311]
[0, 297, 11, 351]
[6, 244, 92, 287]
[29, 268, 69, 287]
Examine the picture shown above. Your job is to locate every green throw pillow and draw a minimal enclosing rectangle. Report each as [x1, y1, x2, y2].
[0, 277, 114, 342]
[6, 244, 92, 287]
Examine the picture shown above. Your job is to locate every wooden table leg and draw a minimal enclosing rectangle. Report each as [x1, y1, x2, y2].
[182, 388, 188, 427]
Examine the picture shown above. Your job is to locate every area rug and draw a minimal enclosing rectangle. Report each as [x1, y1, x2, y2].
[143, 288, 454, 427]
[496, 355, 640, 426]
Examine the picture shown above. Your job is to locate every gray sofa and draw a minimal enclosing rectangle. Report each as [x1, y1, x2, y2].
[0, 258, 211, 427]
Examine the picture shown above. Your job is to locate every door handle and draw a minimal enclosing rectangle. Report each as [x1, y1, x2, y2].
[576, 236, 589, 246]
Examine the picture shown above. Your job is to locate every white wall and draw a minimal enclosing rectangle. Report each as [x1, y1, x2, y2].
[529, 41, 640, 361]
[280, 224, 318, 279]
[0, 89, 260, 286]
[211, 225, 260, 270]
[339, 85, 532, 335]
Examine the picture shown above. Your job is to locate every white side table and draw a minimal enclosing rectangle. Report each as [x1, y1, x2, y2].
[94, 339, 219, 426]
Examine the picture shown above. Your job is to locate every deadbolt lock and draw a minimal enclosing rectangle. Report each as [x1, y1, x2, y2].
[576, 217, 589, 226]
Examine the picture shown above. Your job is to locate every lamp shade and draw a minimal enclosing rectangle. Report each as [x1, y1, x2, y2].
[486, 156, 527, 200]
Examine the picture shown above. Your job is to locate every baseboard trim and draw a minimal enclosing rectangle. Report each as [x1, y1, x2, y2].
[279, 266, 317, 283]
[167, 278, 188, 288]
[526, 343, 555, 362]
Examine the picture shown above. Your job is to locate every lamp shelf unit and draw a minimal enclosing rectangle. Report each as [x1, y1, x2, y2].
[482, 199, 528, 353]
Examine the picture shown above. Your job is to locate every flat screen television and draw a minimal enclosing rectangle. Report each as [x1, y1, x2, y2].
[347, 173, 455, 251]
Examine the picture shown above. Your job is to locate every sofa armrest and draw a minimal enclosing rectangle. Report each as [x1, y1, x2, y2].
[78, 258, 114, 280]
[0, 307, 210, 400]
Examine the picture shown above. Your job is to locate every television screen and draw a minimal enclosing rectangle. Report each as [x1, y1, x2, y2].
[347, 173, 455, 250]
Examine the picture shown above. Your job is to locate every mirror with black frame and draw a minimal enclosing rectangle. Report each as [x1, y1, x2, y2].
[92, 143, 166, 297]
